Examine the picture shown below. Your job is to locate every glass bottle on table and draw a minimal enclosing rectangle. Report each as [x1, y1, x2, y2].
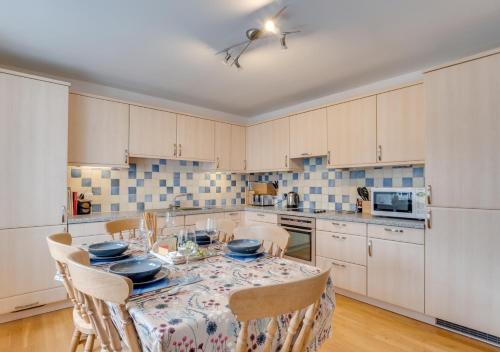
[138, 218, 152, 256]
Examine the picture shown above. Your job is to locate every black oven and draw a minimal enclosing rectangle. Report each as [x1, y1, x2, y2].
[278, 215, 315, 266]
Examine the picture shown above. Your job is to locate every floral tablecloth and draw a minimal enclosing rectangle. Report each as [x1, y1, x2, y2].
[125, 254, 335, 352]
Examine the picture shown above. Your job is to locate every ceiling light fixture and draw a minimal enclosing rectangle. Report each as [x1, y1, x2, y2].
[216, 6, 300, 70]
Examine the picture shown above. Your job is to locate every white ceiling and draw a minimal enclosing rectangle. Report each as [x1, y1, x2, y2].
[1, 0, 500, 118]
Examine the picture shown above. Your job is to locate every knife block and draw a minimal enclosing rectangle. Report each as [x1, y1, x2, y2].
[362, 201, 372, 215]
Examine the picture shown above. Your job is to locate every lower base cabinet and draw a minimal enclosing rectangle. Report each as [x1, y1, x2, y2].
[0, 225, 66, 315]
[426, 207, 500, 336]
[316, 256, 367, 295]
[367, 238, 424, 313]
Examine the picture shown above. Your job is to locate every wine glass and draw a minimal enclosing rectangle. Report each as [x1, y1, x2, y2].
[138, 218, 152, 256]
[205, 218, 218, 255]
[177, 229, 195, 265]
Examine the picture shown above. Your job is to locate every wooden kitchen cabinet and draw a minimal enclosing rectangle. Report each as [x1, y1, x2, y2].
[316, 255, 367, 295]
[129, 105, 177, 159]
[246, 123, 265, 171]
[290, 108, 327, 158]
[327, 96, 377, 167]
[425, 53, 500, 209]
[0, 70, 69, 229]
[69, 93, 130, 167]
[271, 118, 290, 170]
[376, 84, 425, 164]
[176, 114, 215, 162]
[367, 237, 424, 313]
[0, 225, 67, 314]
[425, 207, 500, 336]
[230, 124, 246, 172]
[214, 122, 232, 171]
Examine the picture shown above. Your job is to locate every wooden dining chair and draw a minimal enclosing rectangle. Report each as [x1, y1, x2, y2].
[215, 218, 236, 243]
[46, 233, 96, 352]
[143, 211, 158, 247]
[106, 218, 141, 240]
[66, 250, 142, 352]
[229, 268, 331, 352]
[233, 224, 290, 257]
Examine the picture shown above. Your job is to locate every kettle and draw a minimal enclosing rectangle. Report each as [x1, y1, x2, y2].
[286, 192, 300, 208]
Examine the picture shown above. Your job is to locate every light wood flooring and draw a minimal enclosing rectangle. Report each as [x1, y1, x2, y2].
[0, 294, 498, 352]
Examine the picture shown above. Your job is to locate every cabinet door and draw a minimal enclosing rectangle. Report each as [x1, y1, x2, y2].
[246, 124, 262, 171]
[69, 94, 129, 167]
[214, 122, 232, 171]
[327, 96, 377, 167]
[230, 125, 246, 172]
[129, 105, 176, 158]
[376, 84, 425, 163]
[271, 118, 290, 170]
[425, 54, 500, 209]
[176, 114, 215, 161]
[367, 238, 424, 312]
[290, 108, 327, 158]
[0, 72, 68, 229]
[0, 225, 65, 299]
[426, 207, 500, 336]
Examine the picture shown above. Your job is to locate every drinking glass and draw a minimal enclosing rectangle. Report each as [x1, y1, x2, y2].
[138, 218, 152, 256]
[205, 218, 218, 255]
[177, 229, 194, 265]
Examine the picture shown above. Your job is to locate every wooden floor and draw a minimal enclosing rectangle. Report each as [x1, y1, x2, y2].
[0, 294, 498, 352]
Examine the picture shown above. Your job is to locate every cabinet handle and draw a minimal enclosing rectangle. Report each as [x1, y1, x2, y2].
[244, 159, 247, 170]
[174, 143, 177, 157]
[124, 149, 129, 164]
[368, 240, 373, 257]
[426, 184, 432, 205]
[377, 145, 382, 161]
[61, 206, 66, 224]
[257, 213, 265, 217]
[285, 155, 288, 168]
[179, 144, 182, 157]
[331, 234, 347, 240]
[228, 213, 238, 216]
[327, 151, 331, 164]
[216, 157, 220, 169]
[14, 301, 40, 311]
[426, 209, 432, 229]
[301, 152, 310, 156]
[331, 222, 346, 227]
[331, 261, 346, 268]
[384, 228, 404, 233]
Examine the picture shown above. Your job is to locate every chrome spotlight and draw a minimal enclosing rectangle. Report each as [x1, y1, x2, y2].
[223, 51, 231, 65]
[280, 33, 287, 49]
[234, 57, 242, 69]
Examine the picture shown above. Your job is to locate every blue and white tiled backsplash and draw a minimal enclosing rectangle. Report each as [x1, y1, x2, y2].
[68, 158, 247, 213]
[68, 156, 424, 213]
[251, 157, 424, 212]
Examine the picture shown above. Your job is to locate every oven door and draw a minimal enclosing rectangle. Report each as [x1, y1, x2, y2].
[372, 190, 414, 218]
[280, 225, 315, 266]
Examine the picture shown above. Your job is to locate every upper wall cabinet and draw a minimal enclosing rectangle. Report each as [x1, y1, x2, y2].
[230, 124, 246, 172]
[129, 105, 177, 159]
[327, 96, 377, 167]
[69, 94, 130, 167]
[176, 114, 215, 162]
[290, 108, 328, 158]
[425, 53, 500, 209]
[214, 122, 232, 171]
[0, 71, 69, 229]
[376, 84, 425, 164]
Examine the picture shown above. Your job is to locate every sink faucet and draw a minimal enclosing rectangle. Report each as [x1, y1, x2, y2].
[170, 193, 191, 208]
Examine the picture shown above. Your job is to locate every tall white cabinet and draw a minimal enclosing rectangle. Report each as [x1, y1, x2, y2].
[0, 69, 69, 316]
[424, 51, 500, 336]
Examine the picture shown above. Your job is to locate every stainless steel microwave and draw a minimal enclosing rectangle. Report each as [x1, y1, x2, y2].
[371, 187, 426, 220]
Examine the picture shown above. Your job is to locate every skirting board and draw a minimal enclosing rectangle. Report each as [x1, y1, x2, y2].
[335, 288, 435, 324]
[0, 299, 72, 324]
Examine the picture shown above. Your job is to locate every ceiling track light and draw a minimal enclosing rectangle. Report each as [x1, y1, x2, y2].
[216, 6, 300, 70]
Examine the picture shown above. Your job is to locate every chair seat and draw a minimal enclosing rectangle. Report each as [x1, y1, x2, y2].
[73, 308, 95, 335]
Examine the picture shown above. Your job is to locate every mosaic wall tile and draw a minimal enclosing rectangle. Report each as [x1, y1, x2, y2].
[252, 157, 425, 211]
[68, 158, 246, 213]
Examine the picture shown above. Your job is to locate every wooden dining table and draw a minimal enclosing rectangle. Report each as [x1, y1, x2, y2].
[91, 239, 336, 352]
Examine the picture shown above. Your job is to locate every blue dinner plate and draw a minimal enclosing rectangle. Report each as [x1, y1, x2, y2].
[88, 241, 129, 257]
[109, 258, 162, 282]
[227, 239, 262, 254]
[225, 247, 265, 257]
